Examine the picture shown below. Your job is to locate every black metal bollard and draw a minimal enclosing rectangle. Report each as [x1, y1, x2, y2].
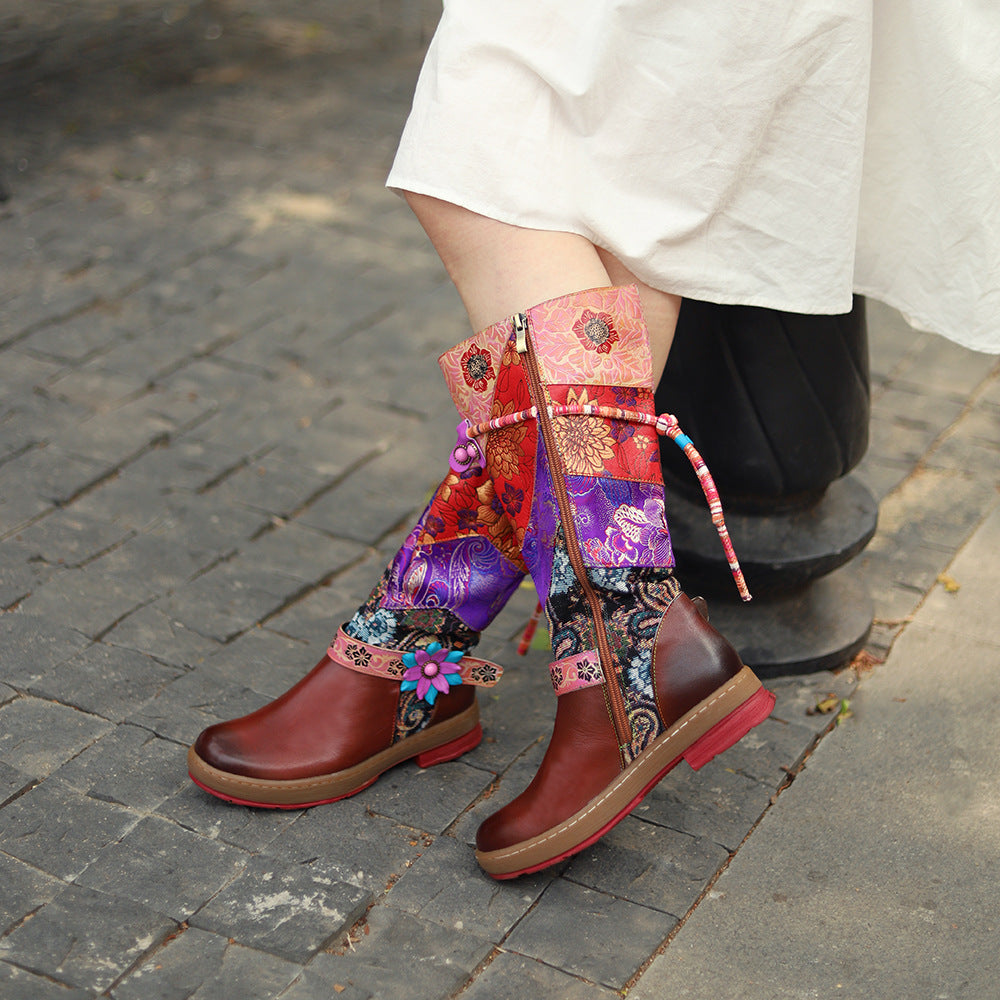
[657, 296, 877, 676]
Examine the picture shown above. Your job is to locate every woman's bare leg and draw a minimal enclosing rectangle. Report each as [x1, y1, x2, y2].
[405, 193, 681, 381]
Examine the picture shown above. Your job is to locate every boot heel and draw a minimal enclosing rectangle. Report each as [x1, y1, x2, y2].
[682, 686, 775, 770]
[415, 723, 483, 768]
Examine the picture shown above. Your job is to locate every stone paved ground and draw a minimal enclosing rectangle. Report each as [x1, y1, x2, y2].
[2, 9, 998, 999]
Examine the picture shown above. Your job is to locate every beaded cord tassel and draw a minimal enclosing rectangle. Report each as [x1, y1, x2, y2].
[466, 403, 752, 602]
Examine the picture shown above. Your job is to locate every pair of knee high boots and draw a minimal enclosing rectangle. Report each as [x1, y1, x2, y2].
[189, 285, 774, 879]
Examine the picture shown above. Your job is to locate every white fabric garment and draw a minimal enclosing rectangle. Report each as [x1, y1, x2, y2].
[388, 0, 1000, 353]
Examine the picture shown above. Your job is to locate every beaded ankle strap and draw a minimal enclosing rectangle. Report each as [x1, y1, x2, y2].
[330, 628, 504, 694]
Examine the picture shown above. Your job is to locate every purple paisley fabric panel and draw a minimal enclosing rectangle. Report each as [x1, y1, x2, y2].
[382, 533, 524, 632]
[564, 476, 674, 569]
[522, 433, 560, 604]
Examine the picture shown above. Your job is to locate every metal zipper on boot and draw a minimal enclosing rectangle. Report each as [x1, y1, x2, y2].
[514, 312, 633, 758]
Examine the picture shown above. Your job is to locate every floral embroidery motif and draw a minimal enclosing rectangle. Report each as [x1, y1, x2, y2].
[461, 345, 495, 392]
[475, 479, 523, 567]
[553, 390, 618, 476]
[400, 642, 465, 705]
[549, 651, 605, 694]
[486, 403, 528, 481]
[343, 643, 372, 668]
[573, 309, 619, 354]
[501, 482, 524, 517]
[610, 498, 673, 564]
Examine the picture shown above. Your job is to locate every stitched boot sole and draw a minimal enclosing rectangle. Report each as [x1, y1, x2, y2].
[476, 666, 774, 878]
[188, 702, 482, 809]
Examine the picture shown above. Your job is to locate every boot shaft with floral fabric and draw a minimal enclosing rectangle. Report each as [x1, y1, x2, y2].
[439, 284, 773, 877]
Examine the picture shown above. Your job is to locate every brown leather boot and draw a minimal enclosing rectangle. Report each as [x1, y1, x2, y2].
[475, 595, 772, 876]
[188, 421, 524, 808]
[188, 629, 502, 807]
[437, 284, 774, 877]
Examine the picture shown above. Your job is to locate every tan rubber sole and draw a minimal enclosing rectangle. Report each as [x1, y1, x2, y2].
[476, 666, 773, 877]
[188, 701, 481, 809]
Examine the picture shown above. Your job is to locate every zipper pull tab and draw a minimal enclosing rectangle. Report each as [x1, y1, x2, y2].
[513, 313, 528, 354]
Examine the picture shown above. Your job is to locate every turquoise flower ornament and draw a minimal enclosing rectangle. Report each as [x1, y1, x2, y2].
[400, 643, 464, 705]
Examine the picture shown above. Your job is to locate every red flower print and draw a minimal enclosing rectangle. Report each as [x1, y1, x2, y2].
[461, 345, 495, 392]
[572, 310, 619, 354]
[501, 483, 524, 517]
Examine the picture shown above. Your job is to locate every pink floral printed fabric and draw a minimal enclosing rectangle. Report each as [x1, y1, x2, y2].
[439, 317, 512, 427]
[527, 286, 652, 388]
[549, 650, 605, 695]
[330, 628, 503, 687]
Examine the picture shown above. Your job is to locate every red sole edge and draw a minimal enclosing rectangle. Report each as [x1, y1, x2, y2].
[487, 686, 776, 880]
[190, 722, 483, 810]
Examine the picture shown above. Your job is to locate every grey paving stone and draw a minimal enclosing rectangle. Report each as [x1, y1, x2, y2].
[0, 779, 139, 881]
[0, 347, 66, 397]
[633, 758, 777, 851]
[263, 575, 372, 649]
[102, 602, 223, 669]
[6, 509, 132, 569]
[199, 626, 325, 700]
[385, 833, 551, 943]
[119, 437, 255, 493]
[449, 740, 548, 848]
[852, 453, 912, 501]
[0, 882, 175, 994]
[924, 401, 1000, 472]
[0, 538, 51, 609]
[470, 647, 554, 775]
[296, 448, 426, 545]
[28, 643, 183, 722]
[90, 531, 215, 593]
[459, 951, 620, 1000]
[55, 404, 182, 468]
[0, 851, 64, 936]
[76, 815, 249, 922]
[359, 758, 495, 836]
[68, 472, 173, 533]
[21, 309, 123, 364]
[2, 443, 110, 507]
[868, 383, 966, 438]
[42, 363, 149, 413]
[0, 760, 33, 804]
[0, 614, 91, 688]
[712, 715, 824, 787]
[277, 969, 372, 1000]
[16, 567, 153, 639]
[241, 523, 367, 586]
[281, 397, 414, 476]
[766, 669, 856, 735]
[148, 495, 272, 563]
[267, 797, 428, 895]
[53, 724, 188, 812]
[303, 905, 493, 1000]
[162, 781, 302, 854]
[112, 926, 303, 1000]
[127, 670, 269, 745]
[190, 854, 371, 963]
[0, 697, 111, 779]
[207, 454, 339, 520]
[866, 411, 943, 468]
[158, 560, 309, 642]
[504, 879, 675, 990]
[0, 681, 17, 706]
[562, 816, 728, 918]
[0, 961, 94, 1000]
[899, 333, 998, 398]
